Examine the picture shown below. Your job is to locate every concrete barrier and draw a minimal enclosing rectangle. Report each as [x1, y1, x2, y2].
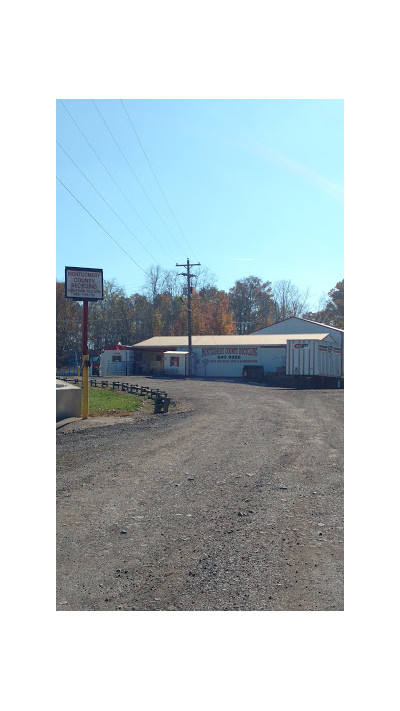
[56, 379, 82, 421]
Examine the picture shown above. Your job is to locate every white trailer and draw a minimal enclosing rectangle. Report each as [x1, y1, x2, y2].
[286, 339, 342, 377]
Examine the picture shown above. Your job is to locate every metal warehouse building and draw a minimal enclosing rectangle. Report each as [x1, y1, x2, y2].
[130, 332, 342, 378]
[251, 316, 344, 346]
[250, 316, 344, 376]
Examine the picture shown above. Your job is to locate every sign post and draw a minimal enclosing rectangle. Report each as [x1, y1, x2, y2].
[81, 299, 89, 418]
[65, 267, 103, 419]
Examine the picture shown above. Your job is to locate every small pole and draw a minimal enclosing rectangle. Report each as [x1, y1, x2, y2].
[81, 299, 89, 419]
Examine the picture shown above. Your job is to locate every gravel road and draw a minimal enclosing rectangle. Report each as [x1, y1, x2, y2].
[56, 376, 343, 611]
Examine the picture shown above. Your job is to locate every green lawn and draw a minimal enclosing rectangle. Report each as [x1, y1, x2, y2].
[88, 387, 144, 416]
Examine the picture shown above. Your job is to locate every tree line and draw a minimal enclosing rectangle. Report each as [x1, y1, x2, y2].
[56, 268, 344, 367]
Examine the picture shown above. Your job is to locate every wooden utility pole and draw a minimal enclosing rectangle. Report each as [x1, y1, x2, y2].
[176, 258, 201, 377]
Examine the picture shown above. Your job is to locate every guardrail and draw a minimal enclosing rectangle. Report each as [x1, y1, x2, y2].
[57, 377, 174, 413]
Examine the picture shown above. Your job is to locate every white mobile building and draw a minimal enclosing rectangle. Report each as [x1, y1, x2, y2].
[132, 333, 338, 378]
[100, 345, 135, 377]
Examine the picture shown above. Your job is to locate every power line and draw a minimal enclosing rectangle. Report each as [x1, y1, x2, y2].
[120, 99, 199, 261]
[57, 139, 163, 266]
[59, 100, 172, 261]
[56, 176, 147, 274]
[91, 99, 187, 254]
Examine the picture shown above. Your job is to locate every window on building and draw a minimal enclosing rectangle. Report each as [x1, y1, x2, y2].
[112, 355, 122, 362]
[170, 356, 179, 367]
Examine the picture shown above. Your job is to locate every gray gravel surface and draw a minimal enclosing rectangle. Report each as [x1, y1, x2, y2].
[56, 376, 343, 611]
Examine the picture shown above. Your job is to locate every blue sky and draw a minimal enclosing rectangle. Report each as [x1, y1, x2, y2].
[56, 99, 343, 310]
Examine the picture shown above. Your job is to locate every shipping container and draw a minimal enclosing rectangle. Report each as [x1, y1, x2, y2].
[286, 339, 342, 377]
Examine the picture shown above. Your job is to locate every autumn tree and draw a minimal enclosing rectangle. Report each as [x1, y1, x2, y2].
[171, 287, 236, 335]
[88, 280, 137, 352]
[199, 287, 236, 334]
[126, 293, 154, 341]
[303, 279, 344, 329]
[191, 266, 217, 293]
[228, 276, 275, 333]
[272, 280, 310, 321]
[139, 265, 184, 336]
[171, 290, 205, 335]
[56, 281, 82, 368]
[323, 279, 344, 328]
[151, 292, 181, 335]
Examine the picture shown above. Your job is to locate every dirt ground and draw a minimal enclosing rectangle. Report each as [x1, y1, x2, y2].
[56, 376, 343, 611]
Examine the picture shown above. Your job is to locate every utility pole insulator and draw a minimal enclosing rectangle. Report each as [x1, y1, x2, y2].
[176, 257, 201, 378]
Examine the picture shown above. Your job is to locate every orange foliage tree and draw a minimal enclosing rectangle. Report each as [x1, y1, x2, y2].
[171, 288, 236, 335]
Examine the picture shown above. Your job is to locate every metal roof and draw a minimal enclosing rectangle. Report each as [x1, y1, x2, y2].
[298, 318, 344, 333]
[251, 316, 344, 334]
[133, 333, 332, 348]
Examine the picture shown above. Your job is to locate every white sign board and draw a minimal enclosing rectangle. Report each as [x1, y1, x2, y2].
[65, 266, 103, 301]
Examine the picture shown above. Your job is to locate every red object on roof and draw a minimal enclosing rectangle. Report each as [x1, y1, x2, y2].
[103, 344, 134, 351]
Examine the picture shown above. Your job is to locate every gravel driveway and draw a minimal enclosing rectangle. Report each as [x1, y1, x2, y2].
[56, 376, 343, 611]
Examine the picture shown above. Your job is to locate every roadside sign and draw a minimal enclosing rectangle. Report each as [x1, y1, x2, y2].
[64, 265, 103, 420]
[65, 266, 103, 301]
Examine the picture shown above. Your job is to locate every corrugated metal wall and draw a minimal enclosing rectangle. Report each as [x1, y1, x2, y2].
[286, 340, 342, 377]
[254, 317, 343, 345]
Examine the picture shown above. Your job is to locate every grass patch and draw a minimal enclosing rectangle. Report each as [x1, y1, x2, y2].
[88, 387, 144, 417]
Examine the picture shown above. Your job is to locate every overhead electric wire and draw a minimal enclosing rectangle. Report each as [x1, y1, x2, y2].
[120, 99, 199, 261]
[59, 100, 171, 260]
[91, 99, 188, 254]
[56, 176, 147, 274]
[57, 139, 164, 266]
